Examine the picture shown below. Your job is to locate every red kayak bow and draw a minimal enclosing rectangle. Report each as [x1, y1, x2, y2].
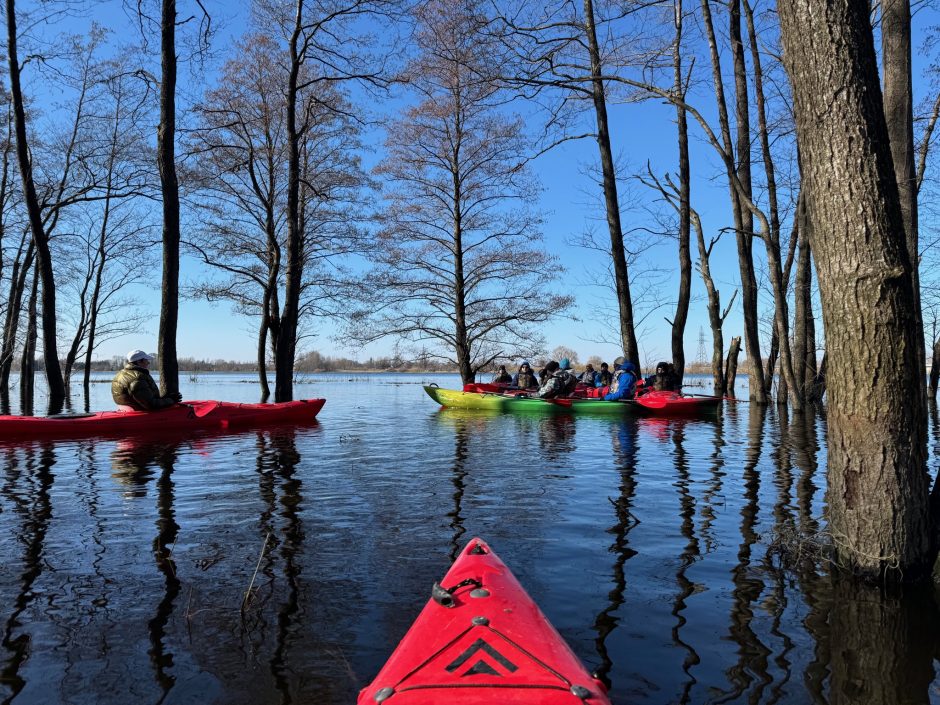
[358, 538, 611, 704]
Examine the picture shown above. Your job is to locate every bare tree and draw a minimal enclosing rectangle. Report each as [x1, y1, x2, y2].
[188, 32, 368, 398]
[641, 169, 736, 396]
[551, 346, 581, 365]
[5, 0, 66, 404]
[157, 0, 182, 397]
[491, 0, 674, 365]
[127, 0, 211, 397]
[255, 0, 398, 402]
[670, 0, 691, 383]
[351, 0, 571, 383]
[698, 0, 768, 402]
[53, 52, 155, 392]
[778, 0, 934, 580]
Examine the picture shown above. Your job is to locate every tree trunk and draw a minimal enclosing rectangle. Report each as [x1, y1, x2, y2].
[20, 266, 37, 415]
[929, 339, 940, 399]
[882, 0, 925, 398]
[798, 185, 822, 402]
[5, 0, 65, 403]
[0, 238, 33, 392]
[743, 0, 801, 410]
[82, 207, 110, 402]
[810, 352, 826, 403]
[584, 0, 639, 364]
[671, 0, 691, 383]
[63, 273, 91, 387]
[778, 0, 933, 579]
[274, 0, 305, 403]
[882, 0, 918, 298]
[157, 0, 180, 397]
[257, 292, 270, 401]
[700, 0, 765, 401]
[725, 336, 741, 397]
[793, 226, 813, 398]
[763, 330, 778, 397]
[692, 211, 729, 397]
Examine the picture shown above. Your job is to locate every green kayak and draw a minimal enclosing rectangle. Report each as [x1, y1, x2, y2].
[424, 385, 645, 415]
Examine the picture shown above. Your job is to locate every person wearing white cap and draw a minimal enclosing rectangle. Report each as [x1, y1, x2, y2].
[110, 349, 182, 410]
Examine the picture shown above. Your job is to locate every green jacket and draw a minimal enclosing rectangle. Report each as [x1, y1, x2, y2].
[111, 363, 176, 411]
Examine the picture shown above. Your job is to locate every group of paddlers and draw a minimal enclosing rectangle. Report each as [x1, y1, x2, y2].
[491, 358, 682, 401]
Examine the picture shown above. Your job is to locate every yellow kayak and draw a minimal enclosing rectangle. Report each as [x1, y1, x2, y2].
[424, 386, 644, 415]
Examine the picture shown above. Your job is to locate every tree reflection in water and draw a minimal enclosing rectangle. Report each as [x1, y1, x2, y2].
[0, 443, 54, 703]
[245, 430, 304, 702]
[719, 402, 772, 702]
[668, 418, 703, 704]
[446, 419, 470, 562]
[111, 437, 181, 701]
[592, 418, 639, 690]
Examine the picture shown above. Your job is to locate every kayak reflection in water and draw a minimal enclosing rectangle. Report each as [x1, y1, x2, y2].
[111, 349, 182, 411]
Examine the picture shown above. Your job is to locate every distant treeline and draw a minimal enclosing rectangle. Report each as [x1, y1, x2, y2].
[72, 351, 460, 374]
[41, 353, 755, 376]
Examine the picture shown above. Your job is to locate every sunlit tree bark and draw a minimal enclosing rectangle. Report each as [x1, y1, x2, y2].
[778, 0, 934, 580]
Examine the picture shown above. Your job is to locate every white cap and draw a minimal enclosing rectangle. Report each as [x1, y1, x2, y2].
[126, 349, 154, 363]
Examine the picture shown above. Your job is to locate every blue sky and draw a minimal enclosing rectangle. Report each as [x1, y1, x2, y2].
[24, 0, 939, 368]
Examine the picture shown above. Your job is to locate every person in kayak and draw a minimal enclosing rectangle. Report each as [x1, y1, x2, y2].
[579, 363, 598, 385]
[111, 350, 183, 410]
[512, 361, 539, 389]
[558, 358, 579, 394]
[491, 364, 513, 384]
[644, 361, 681, 392]
[604, 357, 639, 401]
[596, 362, 613, 387]
[536, 360, 577, 398]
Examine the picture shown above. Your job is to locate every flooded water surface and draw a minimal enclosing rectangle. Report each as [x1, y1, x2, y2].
[2, 373, 940, 704]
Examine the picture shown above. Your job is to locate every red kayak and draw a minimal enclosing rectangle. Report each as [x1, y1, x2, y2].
[358, 538, 611, 704]
[0, 399, 325, 439]
[635, 390, 722, 415]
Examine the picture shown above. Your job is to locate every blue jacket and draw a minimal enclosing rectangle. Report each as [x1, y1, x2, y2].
[604, 364, 638, 401]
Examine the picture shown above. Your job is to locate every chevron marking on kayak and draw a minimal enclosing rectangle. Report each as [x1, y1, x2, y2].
[445, 638, 519, 676]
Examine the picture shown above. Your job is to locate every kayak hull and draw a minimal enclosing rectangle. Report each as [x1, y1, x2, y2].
[358, 538, 611, 704]
[425, 386, 642, 415]
[636, 390, 723, 416]
[0, 399, 326, 439]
